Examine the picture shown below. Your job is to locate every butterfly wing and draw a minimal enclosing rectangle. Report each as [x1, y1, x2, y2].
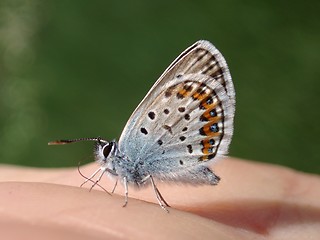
[118, 40, 235, 180]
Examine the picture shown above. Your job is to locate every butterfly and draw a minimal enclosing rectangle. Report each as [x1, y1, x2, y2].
[49, 40, 235, 211]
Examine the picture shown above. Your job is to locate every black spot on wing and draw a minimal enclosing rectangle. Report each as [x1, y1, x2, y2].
[164, 109, 170, 114]
[148, 111, 155, 120]
[187, 145, 193, 153]
[178, 107, 185, 112]
[140, 128, 148, 135]
[179, 136, 186, 141]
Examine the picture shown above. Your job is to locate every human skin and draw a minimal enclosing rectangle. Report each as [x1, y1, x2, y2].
[0, 158, 319, 240]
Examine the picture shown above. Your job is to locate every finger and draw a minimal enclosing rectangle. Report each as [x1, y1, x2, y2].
[0, 182, 235, 240]
[1, 158, 320, 238]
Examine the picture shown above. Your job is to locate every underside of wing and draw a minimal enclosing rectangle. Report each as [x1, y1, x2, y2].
[118, 40, 235, 176]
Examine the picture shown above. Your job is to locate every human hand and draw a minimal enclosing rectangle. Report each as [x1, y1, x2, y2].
[1, 158, 319, 240]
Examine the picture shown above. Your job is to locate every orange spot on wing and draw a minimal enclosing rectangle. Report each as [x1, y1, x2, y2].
[200, 121, 221, 137]
[193, 90, 211, 101]
[200, 98, 218, 110]
[201, 141, 211, 152]
[178, 88, 192, 98]
[198, 153, 215, 161]
[202, 112, 221, 122]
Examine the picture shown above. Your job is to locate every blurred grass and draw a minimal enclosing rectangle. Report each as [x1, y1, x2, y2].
[0, 0, 319, 173]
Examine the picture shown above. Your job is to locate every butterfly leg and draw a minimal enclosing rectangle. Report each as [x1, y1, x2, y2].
[89, 167, 118, 192]
[141, 175, 170, 212]
[80, 167, 101, 187]
[91, 167, 110, 190]
[122, 177, 129, 207]
[111, 179, 118, 194]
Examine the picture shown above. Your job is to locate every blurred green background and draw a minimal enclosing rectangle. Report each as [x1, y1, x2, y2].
[0, 0, 319, 173]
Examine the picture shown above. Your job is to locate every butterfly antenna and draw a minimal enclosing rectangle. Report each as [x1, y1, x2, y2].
[48, 137, 102, 145]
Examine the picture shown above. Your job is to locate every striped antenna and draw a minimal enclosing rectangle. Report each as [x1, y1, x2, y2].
[48, 137, 102, 145]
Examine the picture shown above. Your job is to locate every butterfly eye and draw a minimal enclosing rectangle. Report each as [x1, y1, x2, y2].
[102, 142, 114, 158]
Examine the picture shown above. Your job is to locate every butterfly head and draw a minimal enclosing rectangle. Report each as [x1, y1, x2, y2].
[94, 138, 118, 165]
